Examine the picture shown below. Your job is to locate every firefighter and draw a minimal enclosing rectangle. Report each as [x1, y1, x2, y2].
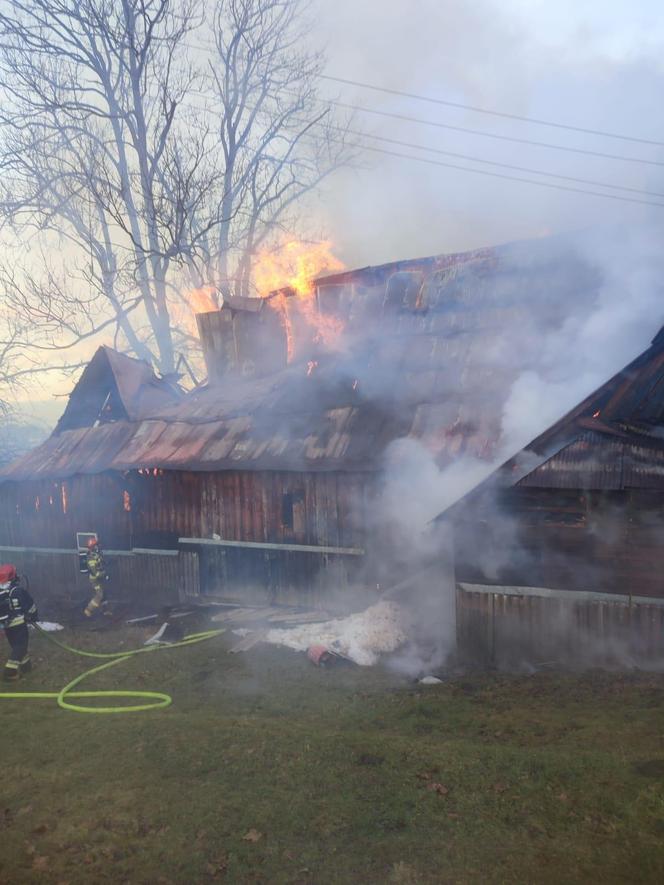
[0, 564, 38, 681]
[84, 537, 108, 618]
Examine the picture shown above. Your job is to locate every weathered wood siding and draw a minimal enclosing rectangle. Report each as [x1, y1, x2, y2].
[454, 488, 664, 599]
[457, 583, 664, 668]
[0, 469, 368, 550]
[0, 546, 184, 611]
[0, 469, 370, 606]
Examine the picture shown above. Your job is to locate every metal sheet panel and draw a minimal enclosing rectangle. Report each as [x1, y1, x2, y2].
[517, 431, 664, 490]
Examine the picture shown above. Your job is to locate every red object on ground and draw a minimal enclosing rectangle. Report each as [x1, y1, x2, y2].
[307, 645, 333, 666]
[0, 564, 17, 583]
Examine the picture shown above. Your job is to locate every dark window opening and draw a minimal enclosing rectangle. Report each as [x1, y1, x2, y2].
[282, 491, 304, 532]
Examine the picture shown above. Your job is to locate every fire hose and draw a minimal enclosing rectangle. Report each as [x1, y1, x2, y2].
[0, 624, 225, 714]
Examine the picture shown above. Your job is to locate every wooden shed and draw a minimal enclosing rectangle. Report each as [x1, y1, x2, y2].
[451, 327, 664, 666]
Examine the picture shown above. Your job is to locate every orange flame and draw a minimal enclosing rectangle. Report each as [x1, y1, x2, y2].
[187, 285, 219, 314]
[253, 240, 344, 361]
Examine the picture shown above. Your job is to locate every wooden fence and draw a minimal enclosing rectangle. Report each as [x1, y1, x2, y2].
[457, 582, 664, 668]
[0, 546, 192, 612]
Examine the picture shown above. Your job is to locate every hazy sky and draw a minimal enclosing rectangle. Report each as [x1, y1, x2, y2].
[307, 0, 664, 266]
[13, 0, 664, 412]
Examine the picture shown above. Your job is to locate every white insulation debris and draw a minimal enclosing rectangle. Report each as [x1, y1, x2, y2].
[264, 600, 409, 666]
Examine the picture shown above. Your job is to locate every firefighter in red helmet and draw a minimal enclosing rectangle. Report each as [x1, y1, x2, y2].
[84, 537, 108, 617]
[0, 564, 38, 681]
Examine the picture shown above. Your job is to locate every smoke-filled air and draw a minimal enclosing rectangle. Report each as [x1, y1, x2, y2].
[1, 2, 664, 883]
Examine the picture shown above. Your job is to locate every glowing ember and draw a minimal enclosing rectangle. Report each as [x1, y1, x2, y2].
[187, 285, 219, 314]
[307, 360, 318, 376]
[61, 483, 68, 514]
[592, 410, 600, 418]
[253, 240, 344, 360]
[123, 490, 131, 512]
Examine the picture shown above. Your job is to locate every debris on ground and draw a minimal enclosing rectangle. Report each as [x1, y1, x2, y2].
[127, 610, 195, 625]
[211, 605, 331, 626]
[306, 644, 351, 667]
[144, 620, 185, 646]
[264, 601, 409, 666]
[33, 621, 64, 632]
[419, 676, 444, 685]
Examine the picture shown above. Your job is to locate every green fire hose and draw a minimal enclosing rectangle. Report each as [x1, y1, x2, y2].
[0, 624, 225, 714]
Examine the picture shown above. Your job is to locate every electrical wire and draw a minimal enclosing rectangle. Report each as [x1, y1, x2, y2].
[320, 74, 664, 148]
[189, 84, 664, 167]
[348, 142, 664, 208]
[321, 98, 664, 168]
[185, 100, 664, 201]
[182, 42, 664, 149]
[333, 124, 664, 201]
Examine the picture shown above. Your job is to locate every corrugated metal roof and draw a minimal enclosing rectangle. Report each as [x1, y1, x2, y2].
[54, 346, 181, 434]
[0, 236, 609, 482]
[3, 396, 502, 481]
[516, 429, 664, 491]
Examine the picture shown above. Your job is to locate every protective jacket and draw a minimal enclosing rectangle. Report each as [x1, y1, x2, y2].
[0, 581, 38, 628]
[84, 548, 108, 617]
[86, 550, 106, 587]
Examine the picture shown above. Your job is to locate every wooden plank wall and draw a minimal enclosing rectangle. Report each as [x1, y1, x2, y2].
[457, 584, 664, 668]
[0, 468, 371, 606]
[0, 469, 368, 551]
[0, 547, 186, 613]
[454, 488, 664, 599]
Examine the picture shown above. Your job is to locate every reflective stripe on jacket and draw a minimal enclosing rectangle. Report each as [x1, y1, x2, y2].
[86, 551, 106, 582]
[0, 584, 38, 629]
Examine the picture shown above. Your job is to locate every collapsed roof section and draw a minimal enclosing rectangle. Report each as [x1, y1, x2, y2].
[54, 346, 182, 434]
[2, 234, 612, 482]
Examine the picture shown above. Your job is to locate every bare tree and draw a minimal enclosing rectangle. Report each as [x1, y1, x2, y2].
[0, 0, 354, 378]
[0, 0, 220, 374]
[0, 302, 85, 463]
[194, 0, 353, 299]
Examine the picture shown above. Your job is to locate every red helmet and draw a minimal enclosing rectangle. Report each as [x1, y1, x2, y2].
[87, 537, 99, 550]
[0, 564, 17, 585]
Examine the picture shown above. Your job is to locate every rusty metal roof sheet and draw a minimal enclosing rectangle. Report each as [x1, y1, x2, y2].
[0, 235, 613, 482]
[54, 346, 181, 434]
[516, 430, 664, 490]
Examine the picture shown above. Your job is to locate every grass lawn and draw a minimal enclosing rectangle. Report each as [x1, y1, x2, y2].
[1, 622, 664, 884]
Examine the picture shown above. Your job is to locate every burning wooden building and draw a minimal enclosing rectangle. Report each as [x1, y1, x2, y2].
[451, 326, 664, 666]
[0, 235, 615, 611]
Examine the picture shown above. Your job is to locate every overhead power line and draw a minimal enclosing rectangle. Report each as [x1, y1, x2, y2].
[321, 74, 664, 148]
[183, 46, 664, 165]
[332, 141, 664, 208]
[191, 83, 664, 168]
[323, 98, 664, 168]
[341, 127, 664, 200]
[186, 100, 664, 204]
[195, 97, 663, 198]
[179, 39, 664, 160]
